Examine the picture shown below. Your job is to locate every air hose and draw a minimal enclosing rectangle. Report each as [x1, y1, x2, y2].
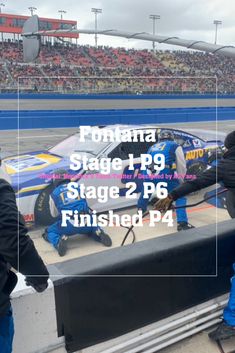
[121, 188, 228, 246]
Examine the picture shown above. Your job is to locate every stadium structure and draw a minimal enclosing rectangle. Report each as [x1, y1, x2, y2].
[0, 12, 234, 94]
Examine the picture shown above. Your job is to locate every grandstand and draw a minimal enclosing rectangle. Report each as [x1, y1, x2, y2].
[0, 40, 234, 94]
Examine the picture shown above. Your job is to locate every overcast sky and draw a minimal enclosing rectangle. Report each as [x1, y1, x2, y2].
[5, 0, 235, 50]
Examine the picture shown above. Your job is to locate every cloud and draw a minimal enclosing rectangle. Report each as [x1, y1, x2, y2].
[4, 0, 235, 49]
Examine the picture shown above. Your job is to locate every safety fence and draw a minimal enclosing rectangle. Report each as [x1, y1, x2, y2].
[0, 107, 234, 130]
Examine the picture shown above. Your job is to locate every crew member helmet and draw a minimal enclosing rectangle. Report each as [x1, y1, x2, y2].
[159, 130, 174, 141]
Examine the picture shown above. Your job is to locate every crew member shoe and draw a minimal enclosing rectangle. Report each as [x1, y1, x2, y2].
[177, 222, 195, 231]
[55, 236, 68, 257]
[99, 229, 112, 247]
[42, 231, 49, 242]
[209, 322, 235, 341]
[91, 229, 112, 247]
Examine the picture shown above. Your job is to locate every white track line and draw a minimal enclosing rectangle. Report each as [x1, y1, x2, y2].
[17, 134, 67, 139]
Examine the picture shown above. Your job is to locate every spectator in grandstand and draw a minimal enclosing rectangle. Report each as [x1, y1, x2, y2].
[137, 130, 194, 231]
[1, 41, 235, 94]
[154, 131, 235, 340]
[0, 172, 49, 353]
[42, 179, 112, 256]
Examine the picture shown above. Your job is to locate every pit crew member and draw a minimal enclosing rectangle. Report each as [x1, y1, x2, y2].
[137, 130, 194, 231]
[42, 180, 112, 256]
[154, 130, 235, 341]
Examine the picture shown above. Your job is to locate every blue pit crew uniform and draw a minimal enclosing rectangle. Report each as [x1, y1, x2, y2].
[45, 183, 111, 254]
[138, 139, 189, 225]
[0, 307, 14, 353]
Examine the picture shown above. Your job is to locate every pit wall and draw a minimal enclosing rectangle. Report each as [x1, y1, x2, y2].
[1, 93, 234, 129]
[1, 93, 235, 100]
[11, 219, 235, 353]
[0, 107, 234, 130]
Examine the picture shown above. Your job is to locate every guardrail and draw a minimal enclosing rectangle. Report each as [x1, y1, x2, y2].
[0, 107, 234, 129]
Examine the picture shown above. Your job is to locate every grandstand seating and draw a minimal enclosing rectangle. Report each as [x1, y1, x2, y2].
[0, 41, 234, 93]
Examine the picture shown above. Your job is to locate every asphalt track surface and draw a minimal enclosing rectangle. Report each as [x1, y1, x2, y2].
[1, 120, 234, 158]
[1, 97, 235, 110]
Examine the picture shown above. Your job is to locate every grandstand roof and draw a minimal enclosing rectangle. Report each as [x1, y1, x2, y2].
[22, 16, 235, 62]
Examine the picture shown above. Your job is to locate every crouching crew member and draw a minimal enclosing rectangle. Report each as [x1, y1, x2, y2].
[138, 130, 194, 231]
[42, 181, 112, 256]
[154, 131, 235, 341]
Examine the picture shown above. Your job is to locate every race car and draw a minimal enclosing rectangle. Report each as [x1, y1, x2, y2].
[2, 125, 225, 225]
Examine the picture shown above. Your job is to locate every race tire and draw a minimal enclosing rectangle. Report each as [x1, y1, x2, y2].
[187, 162, 207, 177]
[34, 184, 57, 226]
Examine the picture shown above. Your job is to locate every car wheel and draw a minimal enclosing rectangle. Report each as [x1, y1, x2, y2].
[187, 162, 207, 177]
[34, 183, 57, 226]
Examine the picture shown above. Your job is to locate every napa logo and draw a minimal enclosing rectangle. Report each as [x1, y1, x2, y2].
[4, 154, 61, 174]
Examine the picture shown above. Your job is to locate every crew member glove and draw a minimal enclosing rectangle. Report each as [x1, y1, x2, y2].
[25, 277, 48, 293]
[153, 195, 174, 212]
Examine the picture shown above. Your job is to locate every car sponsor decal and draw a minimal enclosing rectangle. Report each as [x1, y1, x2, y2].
[186, 149, 204, 160]
[4, 154, 61, 175]
[192, 139, 202, 148]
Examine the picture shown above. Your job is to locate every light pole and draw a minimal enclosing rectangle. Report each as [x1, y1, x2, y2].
[0, 3, 5, 13]
[91, 8, 102, 47]
[149, 14, 160, 51]
[28, 6, 37, 16]
[58, 10, 66, 20]
[0, 3, 5, 43]
[213, 20, 222, 45]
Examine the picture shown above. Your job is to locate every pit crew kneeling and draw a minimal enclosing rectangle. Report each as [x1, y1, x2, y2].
[42, 181, 112, 256]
